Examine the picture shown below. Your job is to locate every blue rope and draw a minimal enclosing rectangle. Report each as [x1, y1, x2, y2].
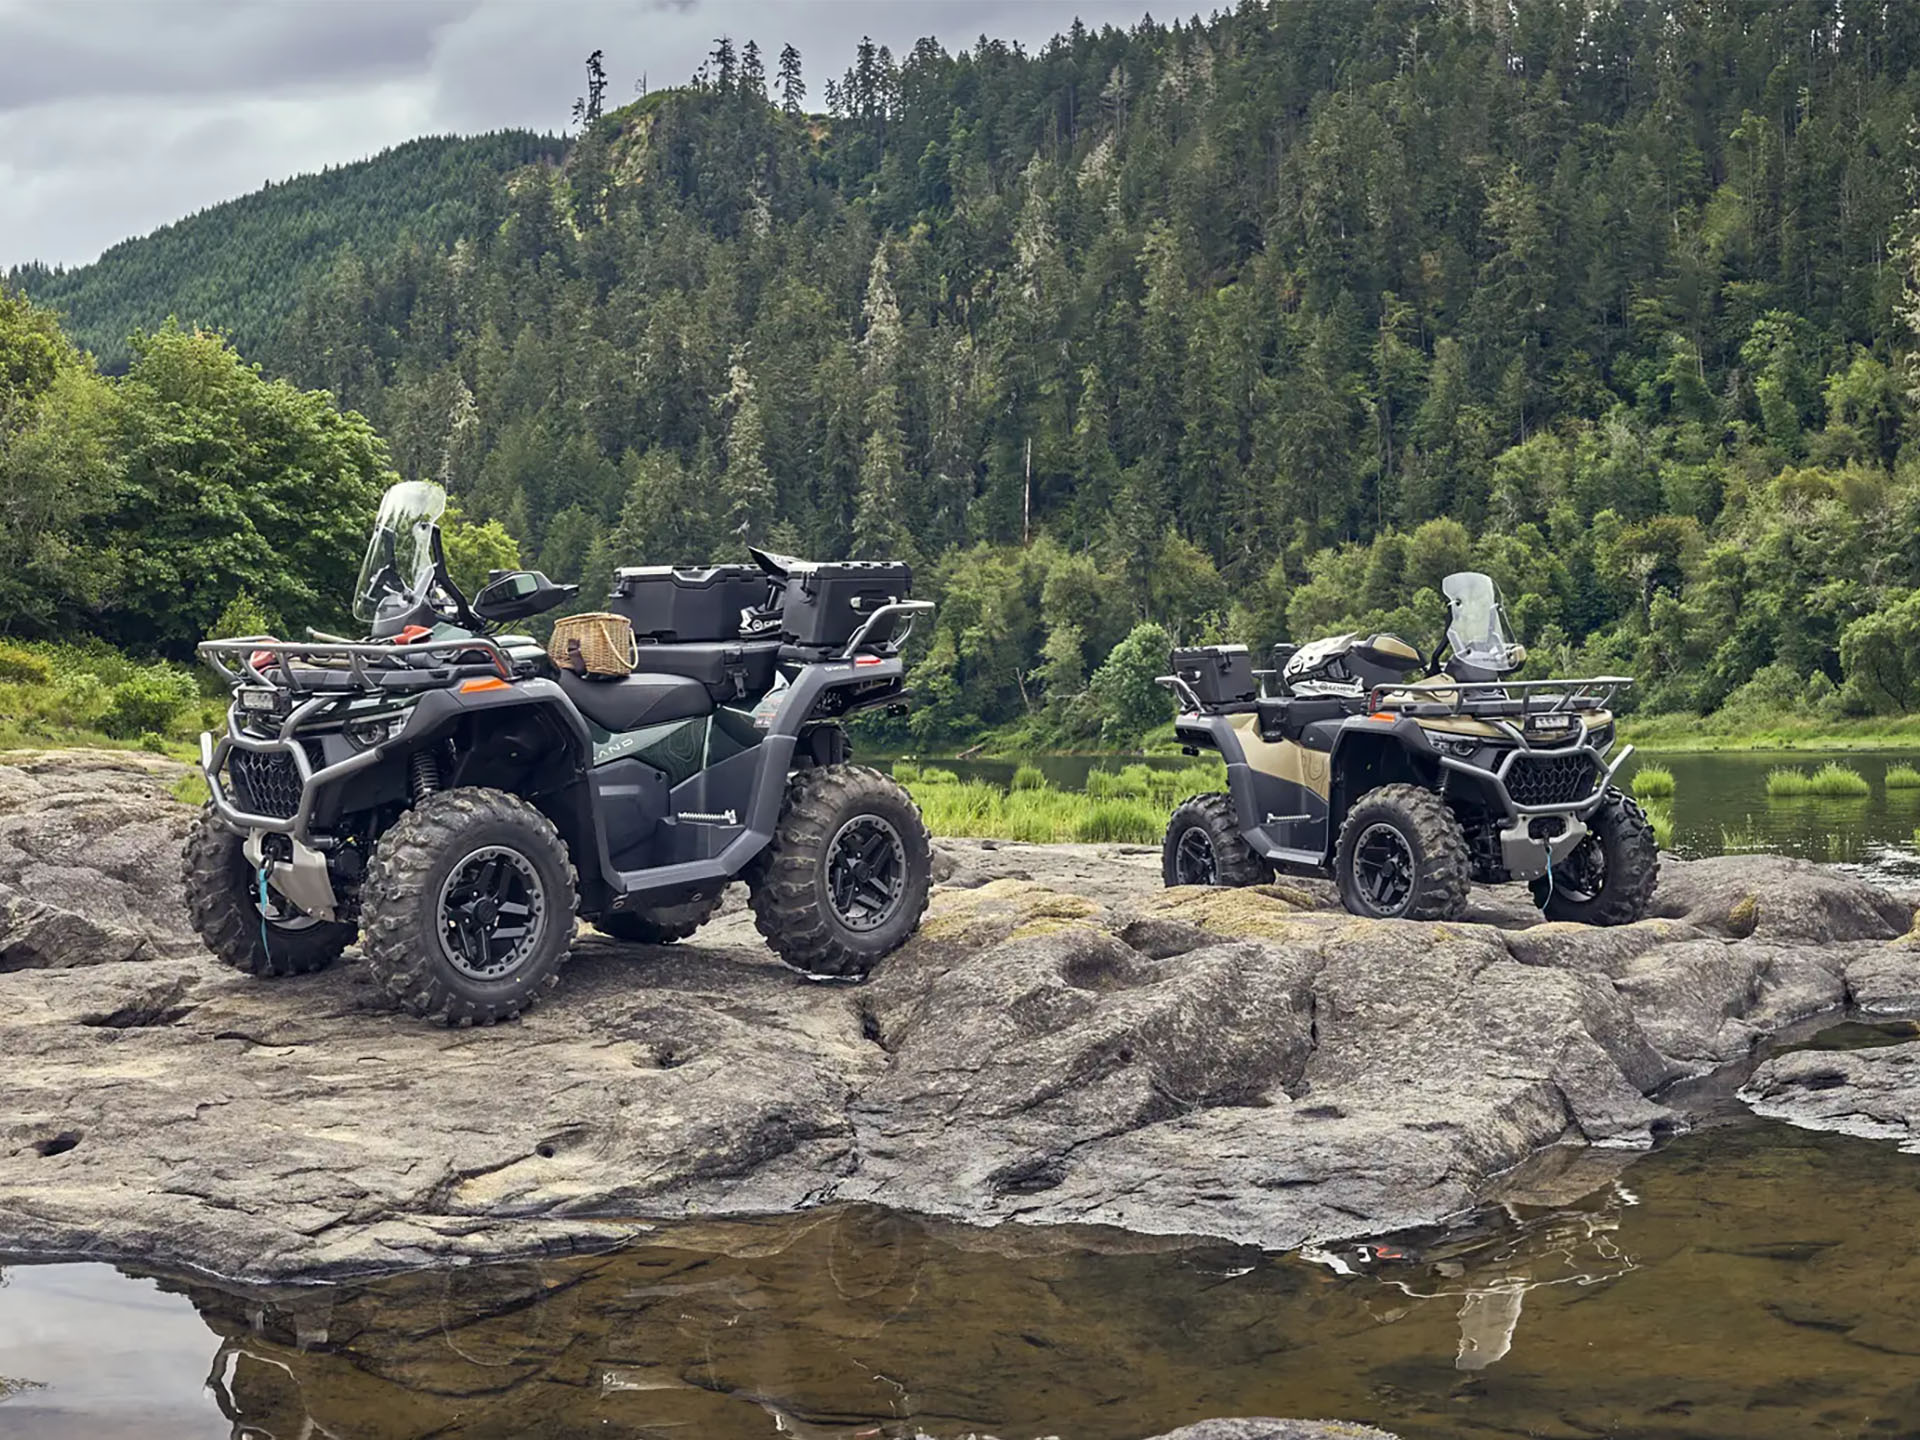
[257, 866, 273, 961]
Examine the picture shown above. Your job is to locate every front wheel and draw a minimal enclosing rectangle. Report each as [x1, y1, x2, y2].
[1530, 789, 1659, 926]
[181, 807, 355, 977]
[1334, 784, 1471, 921]
[749, 764, 932, 980]
[359, 788, 577, 1025]
[1161, 793, 1273, 888]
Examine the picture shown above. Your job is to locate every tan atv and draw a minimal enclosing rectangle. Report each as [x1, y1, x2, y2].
[1159, 572, 1657, 924]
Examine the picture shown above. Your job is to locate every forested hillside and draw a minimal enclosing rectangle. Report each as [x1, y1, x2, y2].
[6, 133, 565, 370]
[14, 0, 1920, 749]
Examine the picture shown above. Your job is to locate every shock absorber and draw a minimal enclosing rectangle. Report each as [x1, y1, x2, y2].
[410, 748, 442, 803]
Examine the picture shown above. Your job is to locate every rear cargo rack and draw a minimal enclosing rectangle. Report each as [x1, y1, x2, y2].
[199, 634, 514, 695]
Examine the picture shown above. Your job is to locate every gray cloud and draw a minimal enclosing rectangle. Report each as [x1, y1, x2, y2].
[0, 0, 1163, 270]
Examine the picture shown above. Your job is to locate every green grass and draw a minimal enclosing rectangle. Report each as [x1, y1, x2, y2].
[1010, 763, 1048, 791]
[1625, 711, 1920, 753]
[1765, 762, 1871, 797]
[0, 638, 218, 758]
[168, 771, 210, 807]
[901, 761, 1226, 846]
[1886, 763, 1920, 790]
[1721, 820, 1773, 853]
[1630, 764, 1675, 798]
[1640, 800, 1674, 849]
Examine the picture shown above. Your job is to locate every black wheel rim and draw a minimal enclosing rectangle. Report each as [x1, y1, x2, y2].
[1173, 825, 1218, 885]
[1354, 822, 1417, 914]
[437, 846, 547, 980]
[827, 815, 907, 933]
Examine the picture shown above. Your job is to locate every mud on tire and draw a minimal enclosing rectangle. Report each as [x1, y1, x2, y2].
[1531, 787, 1660, 926]
[182, 805, 355, 977]
[359, 787, 577, 1025]
[1334, 783, 1471, 921]
[594, 892, 725, 945]
[1161, 792, 1274, 888]
[748, 764, 932, 980]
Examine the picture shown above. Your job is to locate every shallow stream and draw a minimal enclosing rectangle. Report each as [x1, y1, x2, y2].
[5, 1094, 1919, 1439]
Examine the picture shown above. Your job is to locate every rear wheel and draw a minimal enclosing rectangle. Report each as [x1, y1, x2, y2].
[1530, 789, 1659, 926]
[749, 764, 932, 980]
[181, 807, 354, 977]
[1161, 793, 1273, 887]
[593, 893, 724, 945]
[359, 787, 577, 1025]
[1334, 784, 1471, 921]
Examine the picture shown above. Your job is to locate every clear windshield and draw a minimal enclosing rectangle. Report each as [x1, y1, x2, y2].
[353, 481, 446, 623]
[1442, 572, 1517, 670]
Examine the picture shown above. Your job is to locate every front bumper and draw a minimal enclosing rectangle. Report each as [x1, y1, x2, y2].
[1432, 719, 1632, 878]
[200, 696, 382, 844]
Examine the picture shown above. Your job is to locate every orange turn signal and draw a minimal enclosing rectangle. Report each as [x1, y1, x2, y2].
[461, 677, 510, 693]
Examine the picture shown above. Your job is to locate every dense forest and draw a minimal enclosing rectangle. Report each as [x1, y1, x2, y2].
[6, 133, 566, 371]
[13, 0, 1920, 748]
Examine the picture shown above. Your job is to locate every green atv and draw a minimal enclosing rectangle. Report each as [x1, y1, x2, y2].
[185, 480, 934, 1023]
[1159, 572, 1658, 925]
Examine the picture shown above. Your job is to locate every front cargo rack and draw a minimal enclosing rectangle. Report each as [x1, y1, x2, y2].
[1365, 675, 1634, 719]
[198, 634, 515, 696]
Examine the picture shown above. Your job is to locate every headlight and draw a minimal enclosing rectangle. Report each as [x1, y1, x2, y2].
[1436, 737, 1480, 758]
[345, 713, 409, 748]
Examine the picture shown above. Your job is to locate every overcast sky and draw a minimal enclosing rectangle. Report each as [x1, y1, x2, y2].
[0, 0, 1172, 271]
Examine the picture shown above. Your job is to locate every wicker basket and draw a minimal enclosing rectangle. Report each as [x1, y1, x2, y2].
[550, 612, 638, 677]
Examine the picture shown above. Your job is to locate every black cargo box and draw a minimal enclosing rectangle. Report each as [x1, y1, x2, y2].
[777, 560, 912, 649]
[609, 565, 770, 642]
[631, 640, 782, 703]
[1171, 645, 1257, 710]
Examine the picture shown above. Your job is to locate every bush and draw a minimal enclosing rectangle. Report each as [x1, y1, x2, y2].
[102, 665, 199, 739]
[0, 642, 50, 685]
[1089, 622, 1174, 744]
[1631, 764, 1675, 797]
[209, 589, 280, 640]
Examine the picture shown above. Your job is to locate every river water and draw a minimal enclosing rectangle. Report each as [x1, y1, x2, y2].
[5, 1091, 1919, 1439]
[911, 750, 1920, 880]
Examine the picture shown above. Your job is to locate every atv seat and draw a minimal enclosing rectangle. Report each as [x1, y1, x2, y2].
[555, 670, 712, 731]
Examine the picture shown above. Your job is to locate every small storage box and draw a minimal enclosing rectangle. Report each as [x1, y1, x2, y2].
[608, 565, 770, 642]
[1171, 645, 1257, 709]
[777, 560, 913, 649]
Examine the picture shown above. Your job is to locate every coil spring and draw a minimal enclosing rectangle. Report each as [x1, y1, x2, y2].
[410, 748, 442, 802]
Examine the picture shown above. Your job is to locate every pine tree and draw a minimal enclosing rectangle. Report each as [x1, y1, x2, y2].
[778, 44, 805, 116]
[571, 50, 607, 129]
[717, 352, 775, 552]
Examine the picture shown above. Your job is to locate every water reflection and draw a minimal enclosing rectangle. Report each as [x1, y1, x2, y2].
[5, 1120, 1920, 1439]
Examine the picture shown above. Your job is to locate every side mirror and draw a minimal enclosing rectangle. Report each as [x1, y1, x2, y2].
[472, 570, 578, 624]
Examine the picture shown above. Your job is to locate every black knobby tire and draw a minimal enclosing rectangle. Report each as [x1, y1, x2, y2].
[1530, 788, 1660, 927]
[748, 764, 933, 980]
[1334, 783, 1471, 921]
[1161, 792, 1273, 888]
[359, 787, 578, 1025]
[181, 806, 355, 977]
[594, 892, 724, 945]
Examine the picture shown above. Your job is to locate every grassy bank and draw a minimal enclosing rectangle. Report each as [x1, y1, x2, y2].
[1623, 712, 1920, 753]
[0, 641, 218, 759]
[896, 759, 1222, 845]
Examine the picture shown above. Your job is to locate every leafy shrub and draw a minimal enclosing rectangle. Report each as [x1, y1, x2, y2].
[209, 589, 280, 640]
[0, 643, 50, 685]
[138, 731, 170, 753]
[1631, 764, 1675, 797]
[102, 666, 199, 738]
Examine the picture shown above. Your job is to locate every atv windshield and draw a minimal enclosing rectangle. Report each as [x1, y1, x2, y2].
[1442, 572, 1518, 672]
[353, 480, 446, 623]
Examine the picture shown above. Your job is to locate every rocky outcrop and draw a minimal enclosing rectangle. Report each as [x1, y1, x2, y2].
[1741, 1038, 1920, 1152]
[2, 750, 1918, 1283]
